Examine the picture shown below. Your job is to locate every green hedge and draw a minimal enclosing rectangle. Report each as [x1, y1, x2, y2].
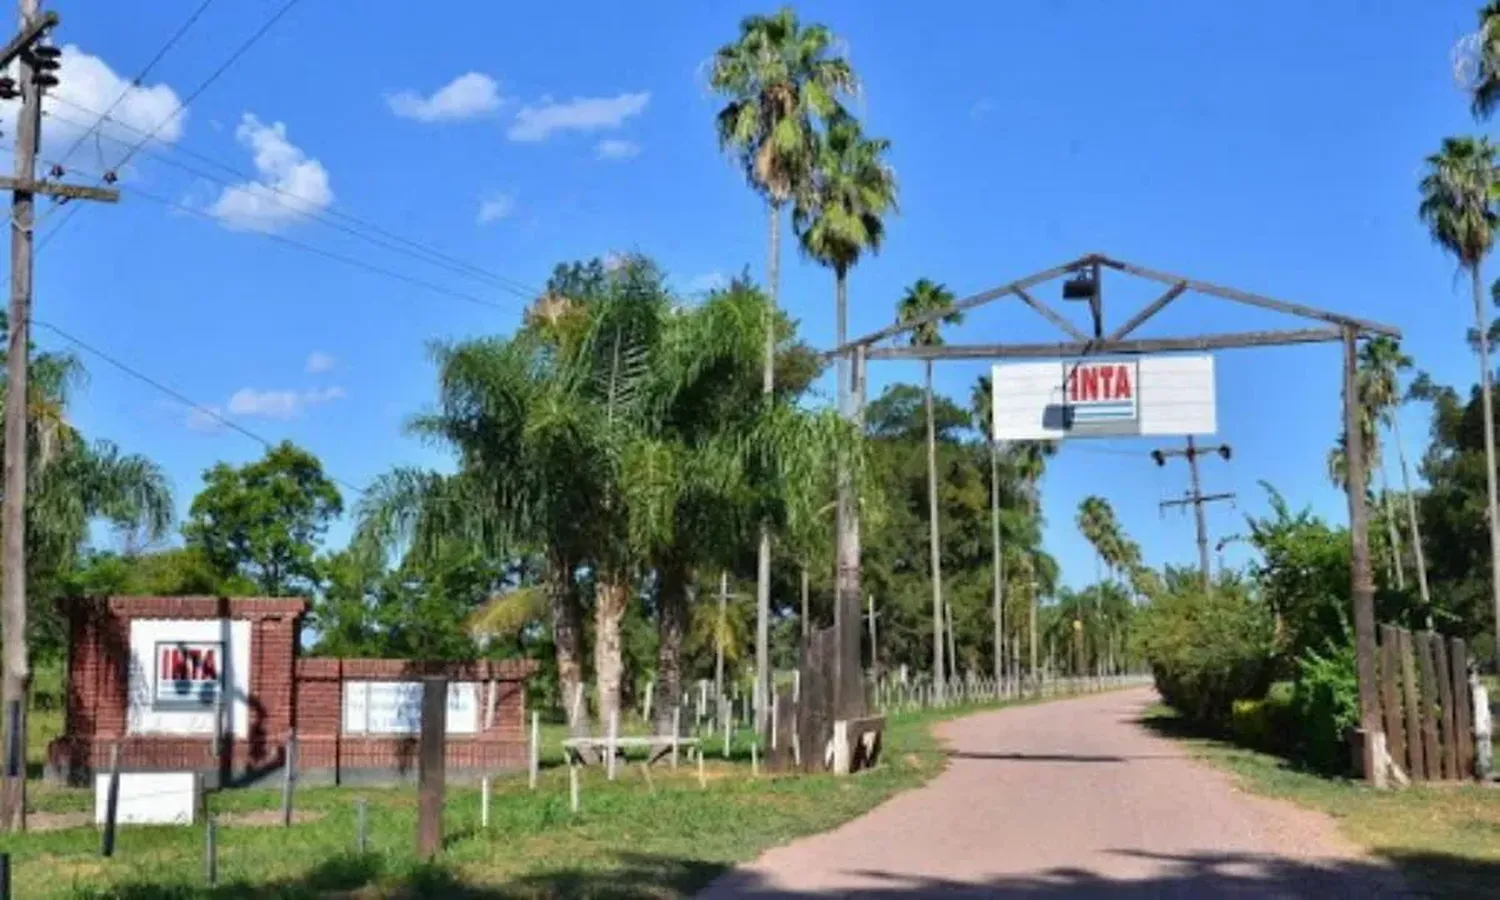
[1135, 579, 1277, 727]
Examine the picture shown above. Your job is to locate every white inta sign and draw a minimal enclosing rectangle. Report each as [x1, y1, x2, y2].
[992, 354, 1216, 441]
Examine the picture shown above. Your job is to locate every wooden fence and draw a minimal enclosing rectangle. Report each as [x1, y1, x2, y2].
[1375, 624, 1475, 782]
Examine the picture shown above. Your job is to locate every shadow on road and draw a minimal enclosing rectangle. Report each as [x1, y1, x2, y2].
[66, 846, 1498, 898]
[945, 751, 1186, 764]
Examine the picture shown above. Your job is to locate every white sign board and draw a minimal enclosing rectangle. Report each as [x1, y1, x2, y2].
[127, 619, 251, 738]
[992, 354, 1216, 441]
[95, 772, 197, 825]
[342, 681, 479, 735]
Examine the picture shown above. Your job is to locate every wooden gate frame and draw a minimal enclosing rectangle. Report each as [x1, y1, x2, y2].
[827, 252, 1402, 786]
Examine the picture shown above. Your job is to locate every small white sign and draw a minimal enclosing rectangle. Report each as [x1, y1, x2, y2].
[95, 772, 197, 825]
[342, 681, 479, 734]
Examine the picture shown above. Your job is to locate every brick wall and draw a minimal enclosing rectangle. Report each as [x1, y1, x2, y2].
[47, 596, 538, 785]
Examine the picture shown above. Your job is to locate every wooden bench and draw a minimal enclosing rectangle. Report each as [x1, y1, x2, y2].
[561, 735, 702, 768]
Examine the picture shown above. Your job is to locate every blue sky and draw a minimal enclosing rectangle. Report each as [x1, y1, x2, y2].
[25, 0, 1499, 589]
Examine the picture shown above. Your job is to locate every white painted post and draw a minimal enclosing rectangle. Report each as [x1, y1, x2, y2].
[722, 705, 731, 759]
[528, 711, 539, 790]
[697, 747, 706, 789]
[571, 682, 585, 728]
[771, 693, 779, 751]
[750, 742, 759, 777]
[642, 680, 654, 724]
[1473, 674, 1493, 780]
[606, 710, 619, 781]
[480, 776, 491, 829]
[569, 759, 580, 813]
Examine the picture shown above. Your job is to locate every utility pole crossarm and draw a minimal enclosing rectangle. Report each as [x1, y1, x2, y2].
[1160, 491, 1235, 511]
[0, 177, 118, 203]
[0, 9, 52, 71]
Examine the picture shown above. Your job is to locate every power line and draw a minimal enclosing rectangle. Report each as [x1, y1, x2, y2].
[41, 100, 541, 300]
[51, 0, 219, 170]
[38, 153, 518, 314]
[36, 0, 305, 235]
[31, 318, 367, 498]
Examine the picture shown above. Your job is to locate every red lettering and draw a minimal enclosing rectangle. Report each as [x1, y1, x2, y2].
[1081, 367, 1098, 401]
[1099, 366, 1115, 398]
[201, 649, 218, 681]
[1115, 365, 1132, 399]
[170, 649, 187, 681]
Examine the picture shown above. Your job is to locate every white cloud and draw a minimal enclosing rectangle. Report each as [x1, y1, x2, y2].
[595, 138, 641, 160]
[476, 192, 515, 225]
[386, 72, 503, 123]
[209, 114, 333, 233]
[305, 351, 335, 374]
[2, 45, 186, 164]
[507, 91, 649, 142]
[225, 385, 346, 420]
[687, 272, 727, 293]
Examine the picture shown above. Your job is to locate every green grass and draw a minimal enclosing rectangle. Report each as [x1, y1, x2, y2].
[1141, 703, 1500, 899]
[0, 690, 1081, 898]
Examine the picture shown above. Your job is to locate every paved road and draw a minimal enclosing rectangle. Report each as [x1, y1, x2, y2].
[702, 687, 1408, 898]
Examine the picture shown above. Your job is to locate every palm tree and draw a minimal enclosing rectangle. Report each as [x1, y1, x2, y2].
[711, 8, 855, 726]
[1418, 136, 1500, 659]
[897, 278, 963, 696]
[970, 374, 1005, 689]
[1360, 336, 1431, 614]
[1468, 3, 1500, 121]
[795, 113, 897, 676]
[1010, 440, 1056, 682]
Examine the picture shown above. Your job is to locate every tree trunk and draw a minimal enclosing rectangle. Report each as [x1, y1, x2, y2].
[594, 573, 629, 730]
[1378, 465, 1406, 591]
[548, 560, 586, 736]
[1475, 263, 1500, 669]
[716, 571, 728, 704]
[656, 561, 688, 733]
[990, 439, 1004, 688]
[755, 200, 780, 730]
[833, 266, 864, 719]
[925, 358, 945, 700]
[800, 566, 810, 638]
[1391, 413, 1432, 620]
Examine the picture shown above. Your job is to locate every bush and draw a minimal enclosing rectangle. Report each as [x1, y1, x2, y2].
[1135, 578, 1277, 727]
[1289, 640, 1359, 774]
[1230, 681, 1295, 754]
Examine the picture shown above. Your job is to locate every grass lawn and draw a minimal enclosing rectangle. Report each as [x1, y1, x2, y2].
[0, 691, 1080, 898]
[1141, 704, 1500, 899]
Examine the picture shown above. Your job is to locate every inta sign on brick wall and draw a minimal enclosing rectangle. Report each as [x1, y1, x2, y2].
[991, 354, 1216, 441]
[153, 641, 223, 709]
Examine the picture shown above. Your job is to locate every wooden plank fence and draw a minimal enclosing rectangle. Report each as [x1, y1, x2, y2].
[1375, 624, 1475, 783]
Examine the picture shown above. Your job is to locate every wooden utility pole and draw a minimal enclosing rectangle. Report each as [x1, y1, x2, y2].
[2, 5, 112, 832]
[1152, 437, 1234, 587]
[1343, 327, 1385, 787]
[416, 678, 447, 857]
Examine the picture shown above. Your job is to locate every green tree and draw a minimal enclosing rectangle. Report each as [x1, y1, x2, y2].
[794, 112, 897, 692]
[1360, 337, 1431, 614]
[183, 442, 343, 597]
[970, 375, 1005, 686]
[1417, 135, 1500, 660]
[1009, 439, 1057, 678]
[1467, 2, 1500, 120]
[896, 278, 963, 694]
[711, 6, 856, 725]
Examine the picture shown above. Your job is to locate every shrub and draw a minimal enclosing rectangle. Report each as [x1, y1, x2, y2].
[1289, 640, 1359, 774]
[1135, 578, 1277, 727]
[1230, 681, 1295, 754]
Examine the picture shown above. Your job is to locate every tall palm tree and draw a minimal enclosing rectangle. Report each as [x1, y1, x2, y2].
[1418, 136, 1500, 659]
[711, 8, 855, 726]
[795, 112, 897, 697]
[1468, 3, 1500, 121]
[970, 374, 1005, 689]
[1360, 336, 1431, 614]
[1010, 440, 1056, 681]
[897, 278, 963, 696]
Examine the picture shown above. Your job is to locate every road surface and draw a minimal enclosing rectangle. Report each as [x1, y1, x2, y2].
[701, 687, 1407, 897]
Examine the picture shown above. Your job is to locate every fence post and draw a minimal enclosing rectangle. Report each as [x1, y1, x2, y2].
[606, 709, 618, 781]
[568, 759, 580, 813]
[480, 775, 491, 829]
[203, 813, 217, 886]
[1450, 637, 1475, 779]
[1472, 671, 1493, 780]
[1398, 629, 1427, 780]
[100, 742, 121, 858]
[528, 711, 539, 790]
[356, 797, 367, 853]
[280, 730, 298, 827]
[417, 677, 447, 859]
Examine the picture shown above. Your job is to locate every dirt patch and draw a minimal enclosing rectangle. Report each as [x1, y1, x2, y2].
[219, 808, 326, 827]
[26, 810, 90, 831]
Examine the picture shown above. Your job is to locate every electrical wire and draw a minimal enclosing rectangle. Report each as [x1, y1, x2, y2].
[42, 100, 541, 300]
[31, 317, 366, 498]
[50, 0, 219, 170]
[36, 0, 305, 235]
